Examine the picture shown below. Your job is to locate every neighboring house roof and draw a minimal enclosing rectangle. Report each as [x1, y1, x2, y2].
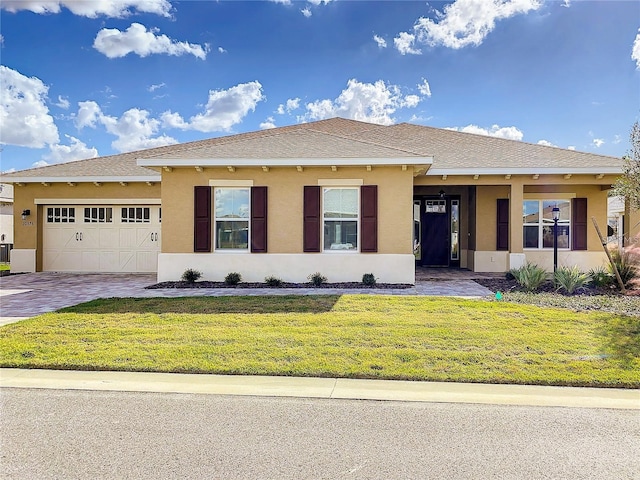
[0, 117, 622, 183]
[608, 196, 625, 214]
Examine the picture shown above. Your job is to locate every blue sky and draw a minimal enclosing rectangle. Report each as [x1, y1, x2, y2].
[1, 0, 639, 173]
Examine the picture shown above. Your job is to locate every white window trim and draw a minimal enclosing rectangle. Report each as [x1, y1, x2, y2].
[322, 186, 360, 253]
[523, 199, 571, 251]
[213, 187, 251, 252]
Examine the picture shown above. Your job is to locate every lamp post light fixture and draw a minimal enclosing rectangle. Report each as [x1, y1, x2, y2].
[552, 205, 560, 273]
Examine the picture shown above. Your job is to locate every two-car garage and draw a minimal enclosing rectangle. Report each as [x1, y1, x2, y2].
[43, 204, 161, 272]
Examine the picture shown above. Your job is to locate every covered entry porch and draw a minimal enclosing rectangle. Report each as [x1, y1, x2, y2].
[413, 179, 612, 273]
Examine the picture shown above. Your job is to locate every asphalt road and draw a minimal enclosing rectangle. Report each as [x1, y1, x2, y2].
[1, 388, 639, 479]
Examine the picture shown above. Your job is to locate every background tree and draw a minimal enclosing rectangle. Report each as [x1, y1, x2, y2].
[613, 121, 640, 210]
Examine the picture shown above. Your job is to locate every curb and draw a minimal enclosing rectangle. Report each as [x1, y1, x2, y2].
[1, 369, 638, 410]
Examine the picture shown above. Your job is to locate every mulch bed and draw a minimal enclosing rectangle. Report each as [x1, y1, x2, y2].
[473, 277, 624, 296]
[146, 281, 413, 290]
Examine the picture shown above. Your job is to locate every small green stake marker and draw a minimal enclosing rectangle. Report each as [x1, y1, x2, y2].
[495, 291, 503, 300]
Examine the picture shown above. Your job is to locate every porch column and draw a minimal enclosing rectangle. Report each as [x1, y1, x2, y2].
[508, 179, 525, 269]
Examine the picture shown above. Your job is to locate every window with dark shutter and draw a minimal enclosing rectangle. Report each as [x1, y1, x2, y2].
[572, 198, 587, 250]
[194, 186, 211, 252]
[360, 185, 378, 252]
[496, 198, 509, 251]
[303, 186, 321, 252]
[251, 186, 268, 253]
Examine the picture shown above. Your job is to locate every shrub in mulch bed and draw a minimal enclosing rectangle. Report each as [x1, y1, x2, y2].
[146, 281, 413, 290]
[474, 277, 628, 297]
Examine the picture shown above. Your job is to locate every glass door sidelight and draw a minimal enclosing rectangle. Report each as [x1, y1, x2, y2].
[413, 200, 422, 262]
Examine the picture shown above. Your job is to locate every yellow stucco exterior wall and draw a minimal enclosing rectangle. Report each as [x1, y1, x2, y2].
[160, 166, 414, 255]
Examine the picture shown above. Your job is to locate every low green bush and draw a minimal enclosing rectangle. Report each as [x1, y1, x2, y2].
[224, 272, 242, 285]
[181, 268, 202, 284]
[553, 265, 590, 294]
[588, 266, 613, 288]
[509, 262, 547, 292]
[308, 272, 327, 287]
[362, 273, 377, 286]
[264, 276, 283, 287]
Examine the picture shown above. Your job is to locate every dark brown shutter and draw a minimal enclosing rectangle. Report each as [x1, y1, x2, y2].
[572, 198, 587, 250]
[303, 186, 321, 252]
[194, 186, 212, 252]
[496, 198, 509, 251]
[360, 185, 378, 252]
[251, 186, 267, 253]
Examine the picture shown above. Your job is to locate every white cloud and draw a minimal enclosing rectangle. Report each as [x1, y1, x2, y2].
[161, 81, 265, 132]
[411, 0, 542, 50]
[302, 79, 422, 126]
[448, 124, 524, 141]
[277, 97, 300, 115]
[218, 46, 227, 54]
[269, 0, 291, 4]
[402, 95, 421, 108]
[537, 139, 556, 147]
[1, 0, 172, 18]
[308, 0, 333, 4]
[592, 138, 605, 148]
[561, 0, 570, 7]
[260, 117, 277, 129]
[148, 82, 166, 92]
[55, 95, 70, 109]
[301, 7, 312, 17]
[632, 29, 640, 69]
[0, 34, 4, 45]
[0, 65, 59, 148]
[373, 35, 387, 48]
[613, 134, 622, 145]
[74, 100, 177, 152]
[93, 23, 208, 59]
[567, 146, 576, 151]
[75, 101, 102, 129]
[42, 135, 99, 164]
[417, 78, 431, 97]
[394, 32, 421, 55]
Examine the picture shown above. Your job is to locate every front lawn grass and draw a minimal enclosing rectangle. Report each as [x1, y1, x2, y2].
[1, 295, 638, 388]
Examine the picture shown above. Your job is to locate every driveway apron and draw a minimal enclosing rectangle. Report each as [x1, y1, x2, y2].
[0, 272, 493, 323]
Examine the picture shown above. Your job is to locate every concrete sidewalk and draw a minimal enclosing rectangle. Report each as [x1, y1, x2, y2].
[1, 368, 638, 410]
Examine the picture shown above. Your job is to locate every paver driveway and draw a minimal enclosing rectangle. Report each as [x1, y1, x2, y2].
[0, 272, 493, 323]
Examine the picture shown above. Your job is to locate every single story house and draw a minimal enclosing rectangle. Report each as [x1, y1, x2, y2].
[2, 117, 638, 284]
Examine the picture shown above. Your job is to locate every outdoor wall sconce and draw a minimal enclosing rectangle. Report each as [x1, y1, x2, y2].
[21, 209, 31, 220]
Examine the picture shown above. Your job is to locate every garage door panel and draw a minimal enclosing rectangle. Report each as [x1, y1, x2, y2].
[99, 229, 118, 248]
[81, 251, 100, 271]
[44, 205, 160, 273]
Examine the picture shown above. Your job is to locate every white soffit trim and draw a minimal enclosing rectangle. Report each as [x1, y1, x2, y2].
[2, 176, 160, 184]
[523, 193, 576, 199]
[318, 179, 364, 186]
[427, 167, 621, 176]
[138, 157, 432, 167]
[34, 198, 161, 205]
[209, 179, 254, 187]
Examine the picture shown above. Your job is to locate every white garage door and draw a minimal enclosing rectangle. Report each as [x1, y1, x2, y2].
[43, 205, 161, 272]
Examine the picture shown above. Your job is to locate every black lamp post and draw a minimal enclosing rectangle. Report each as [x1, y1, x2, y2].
[552, 205, 560, 273]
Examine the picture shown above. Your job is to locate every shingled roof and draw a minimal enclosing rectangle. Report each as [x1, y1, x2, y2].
[0, 117, 622, 182]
